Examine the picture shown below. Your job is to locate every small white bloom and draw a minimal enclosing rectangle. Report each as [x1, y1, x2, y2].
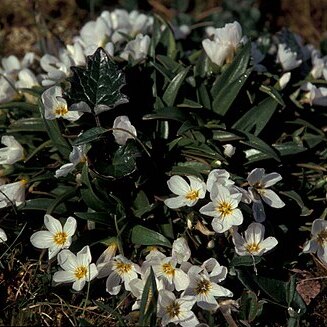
[120, 34, 151, 61]
[15, 68, 39, 89]
[158, 290, 198, 327]
[301, 82, 327, 106]
[30, 214, 77, 260]
[172, 237, 191, 264]
[153, 256, 189, 291]
[303, 219, 327, 265]
[276, 43, 302, 71]
[232, 222, 278, 256]
[53, 245, 98, 291]
[278, 72, 291, 90]
[247, 168, 285, 222]
[206, 169, 234, 194]
[202, 21, 244, 66]
[0, 135, 24, 165]
[41, 86, 83, 121]
[0, 228, 7, 243]
[0, 179, 27, 208]
[199, 185, 243, 233]
[112, 115, 137, 146]
[223, 144, 236, 157]
[55, 145, 87, 178]
[164, 175, 206, 209]
[96, 238, 118, 272]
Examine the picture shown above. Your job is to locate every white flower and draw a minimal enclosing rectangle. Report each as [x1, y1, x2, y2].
[303, 219, 327, 265]
[206, 169, 234, 193]
[0, 228, 7, 243]
[301, 82, 327, 106]
[172, 237, 191, 264]
[158, 290, 198, 327]
[55, 145, 87, 178]
[223, 144, 236, 157]
[199, 185, 243, 233]
[30, 214, 77, 260]
[232, 222, 278, 256]
[278, 72, 291, 90]
[41, 86, 83, 121]
[164, 175, 206, 209]
[66, 42, 86, 66]
[112, 115, 137, 145]
[0, 179, 27, 208]
[202, 21, 244, 66]
[247, 168, 285, 222]
[15, 68, 39, 89]
[152, 256, 189, 291]
[96, 238, 118, 272]
[0, 77, 16, 103]
[120, 34, 151, 61]
[183, 263, 233, 311]
[276, 43, 302, 71]
[0, 135, 24, 165]
[99, 255, 140, 295]
[53, 245, 98, 291]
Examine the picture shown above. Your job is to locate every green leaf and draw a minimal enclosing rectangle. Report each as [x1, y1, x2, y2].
[74, 212, 113, 226]
[210, 42, 251, 98]
[259, 85, 285, 106]
[279, 190, 313, 216]
[0, 101, 37, 111]
[230, 255, 262, 267]
[65, 47, 128, 115]
[46, 188, 77, 215]
[19, 198, 67, 214]
[8, 117, 46, 132]
[73, 127, 107, 146]
[143, 107, 188, 122]
[131, 225, 171, 247]
[162, 67, 190, 107]
[212, 68, 251, 116]
[239, 291, 263, 322]
[232, 97, 279, 135]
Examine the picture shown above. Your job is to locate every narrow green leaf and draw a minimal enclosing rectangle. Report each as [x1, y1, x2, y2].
[73, 127, 107, 146]
[233, 97, 279, 135]
[0, 101, 37, 111]
[19, 198, 67, 214]
[8, 117, 46, 132]
[131, 225, 171, 247]
[143, 107, 188, 122]
[230, 255, 262, 267]
[74, 212, 113, 226]
[259, 85, 285, 106]
[162, 67, 190, 107]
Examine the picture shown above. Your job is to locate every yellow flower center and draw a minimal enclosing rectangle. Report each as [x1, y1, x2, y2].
[53, 232, 68, 246]
[54, 104, 68, 116]
[115, 260, 132, 275]
[216, 201, 233, 217]
[246, 242, 261, 254]
[317, 229, 327, 245]
[20, 178, 28, 186]
[195, 278, 212, 295]
[185, 189, 200, 201]
[74, 266, 88, 279]
[162, 263, 175, 276]
[166, 301, 180, 318]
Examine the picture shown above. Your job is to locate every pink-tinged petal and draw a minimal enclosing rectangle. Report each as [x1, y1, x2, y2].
[63, 216, 77, 237]
[312, 219, 327, 236]
[57, 250, 78, 271]
[167, 175, 190, 195]
[260, 236, 278, 252]
[174, 269, 190, 291]
[164, 196, 186, 209]
[72, 279, 86, 291]
[252, 200, 266, 222]
[30, 231, 54, 249]
[53, 270, 75, 284]
[245, 222, 265, 245]
[261, 189, 285, 208]
[261, 173, 282, 187]
[106, 272, 122, 295]
[247, 168, 265, 186]
[302, 240, 318, 254]
[44, 214, 62, 234]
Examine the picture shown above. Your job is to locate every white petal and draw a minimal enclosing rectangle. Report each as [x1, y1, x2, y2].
[247, 168, 265, 186]
[86, 263, 98, 281]
[302, 240, 318, 253]
[44, 214, 62, 234]
[72, 279, 86, 291]
[167, 175, 190, 196]
[164, 196, 186, 209]
[311, 219, 327, 236]
[260, 236, 278, 252]
[55, 163, 76, 178]
[76, 246, 92, 266]
[0, 228, 7, 242]
[57, 250, 78, 271]
[261, 173, 282, 188]
[63, 217, 77, 237]
[174, 269, 190, 291]
[252, 200, 266, 222]
[261, 189, 285, 208]
[48, 246, 62, 260]
[244, 222, 265, 244]
[106, 272, 122, 295]
[30, 231, 54, 249]
[53, 270, 76, 283]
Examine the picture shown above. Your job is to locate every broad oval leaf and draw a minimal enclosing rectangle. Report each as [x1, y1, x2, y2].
[131, 225, 171, 247]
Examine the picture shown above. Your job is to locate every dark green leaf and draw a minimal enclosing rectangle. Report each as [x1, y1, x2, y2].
[74, 212, 113, 226]
[66, 47, 128, 115]
[73, 127, 107, 146]
[259, 85, 285, 106]
[230, 255, 262, 267]
[131, 225, 171, 247]
[8, 117, 46, 132]
[143, 107, 188, 122]
[279, 190, 313, 216]
[19, 198, 67, 214]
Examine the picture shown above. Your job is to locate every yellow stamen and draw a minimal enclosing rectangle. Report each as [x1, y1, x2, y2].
[53, 232, 67, 246]
[166, 301, 180, 318]
[185, 189, 200, 201]
[246, 243, 261, 254]
[115, 260, 132, 275]
[54, 104, 68, 116]
[74, 266, 88, 279]
[195, 279, 212, 295]
[216, 201, 233, 217]
[317, 229, 327, 245]
[162, 263, 175, 276]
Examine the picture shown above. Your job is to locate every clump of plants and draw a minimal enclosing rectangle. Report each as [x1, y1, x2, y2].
[0, 3, 327, 326]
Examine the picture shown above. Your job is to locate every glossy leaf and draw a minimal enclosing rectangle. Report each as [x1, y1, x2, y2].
[131, 225, 171, 247]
